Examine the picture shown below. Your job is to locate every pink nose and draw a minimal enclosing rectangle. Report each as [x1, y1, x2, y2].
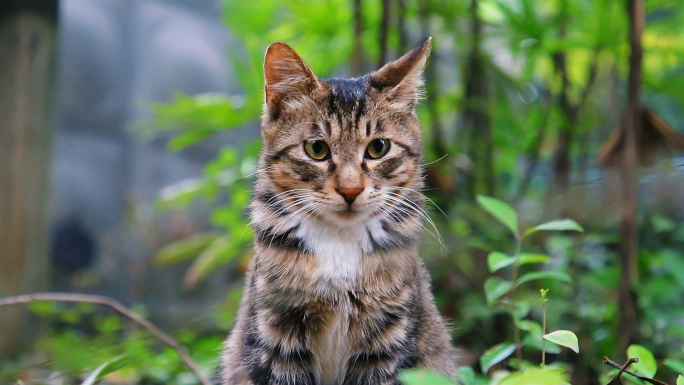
[337, 187, 363, 204]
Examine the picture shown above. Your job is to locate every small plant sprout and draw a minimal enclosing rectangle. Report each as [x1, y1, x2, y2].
[540, 289, 548, 365]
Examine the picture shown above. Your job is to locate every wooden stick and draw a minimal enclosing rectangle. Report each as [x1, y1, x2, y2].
[0, 293, 211, 385]
[603, 357, 668, 385]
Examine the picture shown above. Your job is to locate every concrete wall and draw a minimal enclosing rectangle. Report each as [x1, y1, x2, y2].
[49, 0, 256, 330]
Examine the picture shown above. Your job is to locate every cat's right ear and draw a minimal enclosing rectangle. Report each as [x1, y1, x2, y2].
[263, 42, 320, 116]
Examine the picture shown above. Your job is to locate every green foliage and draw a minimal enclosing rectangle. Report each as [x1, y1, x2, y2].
[154, 232, 220, 266]
[498, 367, 570, 385]
[480, 343, 517, 373]
[484, 277, 513, 304]
[27, 300, 59, 317]
[474, 196, 582, 382]
[399, 368, 457, 385]
[488, 251, 517, 272]
[524, 220, 585, 237]
[543, 331, 579, 354]
[627, 344, 658, 378]
[476, 195, 520, 237]
[80, 355, 130, 385]
[517, 271, 572, 285]
[1, 300, 225, 384]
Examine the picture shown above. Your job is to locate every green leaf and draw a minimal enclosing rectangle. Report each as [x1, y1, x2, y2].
[456, 366, 475, 385]
[488, 251, 516, 272]
[480, 342, 517, 373]
[664, 359, 684, 374]
[486, 252, 549, 273]
[27, 301, 58, 317]
[167, 129, 214, 151]
[543, 330, 579, 353]
[519, 253, 550, 265]
[519, 321, 561, 354]
[476, 195, 519, 236]
[627, 344, 657, 378]
[513, 301, 531, 320]
[399, 368, 456, 385]
[500, 366, 570, 385]
[183, 236, 239, 289]
[81, 355, 130, 385]
[524, 219, 584, 237]
[678, 375, 684, 385]
[485, 277, 513, 304]
[154, 232, 220, 266]
[517, 320, 542, 333]
[518, 271, 572, 285]
[523, 333, 562, 354]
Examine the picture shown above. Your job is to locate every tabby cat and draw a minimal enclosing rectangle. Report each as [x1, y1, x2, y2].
[221, 37, 457, 385]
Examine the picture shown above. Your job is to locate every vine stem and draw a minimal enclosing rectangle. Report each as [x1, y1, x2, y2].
[542, 298, 547, 365]
[0, 293, 211, 385]
[510, 236, 523, 363]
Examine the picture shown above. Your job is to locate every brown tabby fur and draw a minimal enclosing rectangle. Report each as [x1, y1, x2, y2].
[221, 37, 457, 385]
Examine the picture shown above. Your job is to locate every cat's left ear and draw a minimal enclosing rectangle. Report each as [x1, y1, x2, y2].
[370, 36, 431, 103]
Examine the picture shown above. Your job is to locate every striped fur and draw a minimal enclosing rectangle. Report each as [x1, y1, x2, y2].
[221, 37, 457, 385]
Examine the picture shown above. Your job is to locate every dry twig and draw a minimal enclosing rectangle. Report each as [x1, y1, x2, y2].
[603, 357, 668, 385]
[0, 293, 211, 385]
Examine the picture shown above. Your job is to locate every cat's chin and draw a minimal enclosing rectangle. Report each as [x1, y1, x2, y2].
[333, 210, 360, 220]
[319, 206, 371, 226]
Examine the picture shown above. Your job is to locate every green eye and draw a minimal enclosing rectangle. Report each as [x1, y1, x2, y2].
[304, 140, 330, 160]
[366, 139, 390, 159]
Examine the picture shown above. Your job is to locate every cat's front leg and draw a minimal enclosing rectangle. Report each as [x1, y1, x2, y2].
[241, 304, 318, 385]
[342, 350, 405, 385]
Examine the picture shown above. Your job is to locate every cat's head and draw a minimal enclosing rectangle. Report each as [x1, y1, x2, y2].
[254, 38, 431, 232]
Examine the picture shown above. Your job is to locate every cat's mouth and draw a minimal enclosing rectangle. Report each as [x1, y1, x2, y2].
[336, 205, 358, 217]
[332, 203, 364, 220]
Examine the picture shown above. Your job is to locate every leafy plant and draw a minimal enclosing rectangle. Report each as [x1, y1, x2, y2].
[477, 195, 582, 372]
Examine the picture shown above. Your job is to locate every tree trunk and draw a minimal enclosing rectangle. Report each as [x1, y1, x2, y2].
[397, 0, 407, 54]
[350, 0, 364, 76]
[550, 12, 574, 195]
[0, 1, 59, 356]
[378, 0, 390, 67]
[418, 1, 446, 160]
[618, 0, 644, 356]
[547, 8, 598, 216]
[462, 0, 494, 197]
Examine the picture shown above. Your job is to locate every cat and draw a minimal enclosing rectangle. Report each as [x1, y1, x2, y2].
[221, 36, 457, 385]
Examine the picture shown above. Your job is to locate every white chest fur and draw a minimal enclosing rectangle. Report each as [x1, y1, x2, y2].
[313, 306, 352, 385]
[296, 219, 374, 281]
[294, 221, 371, 383]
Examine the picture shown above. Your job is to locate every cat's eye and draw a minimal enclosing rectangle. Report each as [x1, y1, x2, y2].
[304, 140, 330, 160]
[366, 139, 390, 159]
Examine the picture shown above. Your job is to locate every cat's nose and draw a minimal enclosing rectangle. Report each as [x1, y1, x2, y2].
[337, 187, 364, 204]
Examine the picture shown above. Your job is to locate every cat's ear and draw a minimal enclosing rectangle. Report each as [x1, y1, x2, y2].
[370, 36, 431, 101]
[263, 42, 320, 115]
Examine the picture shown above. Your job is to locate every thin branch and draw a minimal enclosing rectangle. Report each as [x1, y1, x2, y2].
[603, 357, 668, 385]
[0, 293, 211, 385]
[510, 237, 523, 363]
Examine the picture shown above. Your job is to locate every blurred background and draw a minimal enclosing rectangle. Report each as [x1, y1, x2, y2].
[1, 0, 683, 384]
